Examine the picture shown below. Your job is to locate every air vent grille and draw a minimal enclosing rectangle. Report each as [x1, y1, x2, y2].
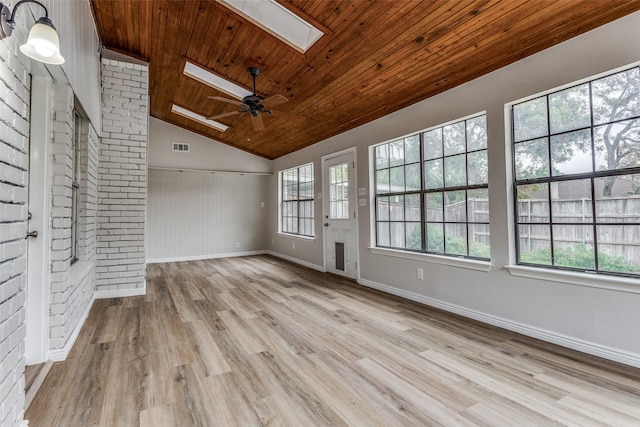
[172, 142, 190, 153]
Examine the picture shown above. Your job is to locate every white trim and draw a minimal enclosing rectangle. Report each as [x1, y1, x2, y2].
[21, 420, 29, 427]
[277, 232, 316, 242]
[94, 286, 147, 300]
[26, 75, 53, 365]
[148, 166, 271, 176]
[506, 265, 640, 294]
[146, 250, 268, 264]
[47, 294, 96, 362]
[369, 247, 492, 272]
[357, 277, 640, 368]
[265, 250, 326, 272]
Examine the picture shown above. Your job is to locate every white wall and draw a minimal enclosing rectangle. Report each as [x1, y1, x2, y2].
[147, 170, 269, 262]
[268, 12, 640, 366]
[146, 118, 272, 263]
[148, 117, 272, 174]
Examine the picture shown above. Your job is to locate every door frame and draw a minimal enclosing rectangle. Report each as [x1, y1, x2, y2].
[25, 75, 53, 364]
[321, 146, 359, 280]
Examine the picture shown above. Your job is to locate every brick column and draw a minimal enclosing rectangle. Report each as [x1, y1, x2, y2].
[96, 59, 148, 293]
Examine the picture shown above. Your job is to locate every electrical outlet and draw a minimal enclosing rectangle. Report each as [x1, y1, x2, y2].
[417, 268, 424, 280]
[271, 238, 275, 245]
[236, 242, 240, 248]
[261, 201, 265, 208]
[292, 242, 295, 249]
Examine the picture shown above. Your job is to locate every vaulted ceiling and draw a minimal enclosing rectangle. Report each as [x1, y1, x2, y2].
[89, 0, 640, 160]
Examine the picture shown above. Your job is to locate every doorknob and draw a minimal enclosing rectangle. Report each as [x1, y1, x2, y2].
[26, 230, 38, 239]
[324, 222, 329, 227]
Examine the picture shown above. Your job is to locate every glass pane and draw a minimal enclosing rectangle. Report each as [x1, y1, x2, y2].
[550, 129, 593, 176]
[445, 223, 467, 256]
[405, 223, 422, 250]
[513, 97, 548, 142]
[405, 163, 421, 191]
[426, 223, 444, 253]
[594, 119, 640, 171]
[389, 195, 404, 221]
[444, 190, 466, 222]
[592, 68, 640, 125]
[405, 194, 421, 221]
[444, 154, 466, 187]
[549, 84, 590, 133]
[517, 183, 549, 223]
[375, 169, 389, 194]
[377, 197, 390, 221]
[424, 159, 443, 190]
[597, 225, 640, 274]
[467, 115, 487, 151]
[389, 139, 405, 167]
[423, 128, 443, 159]
[329, 163, 349, 219]
[425, 192, 443, 222]
[515, 138, 550, 180]
[467, 189, 489, 223]
[551, 179, 593, 224]
[595, 174, 640, 222]
[469, 223, 490, 258]
[377, 222, 390, 247]
[467, 150, 488, 185]
[443, 121, 466, 155]
[518, 224, 551, 265]
[389, 166, 405, 192]
[405, 135, 420, 163]
[390, 222, 405, 249]
[375, 144, 389, 170]
[552, 225, 595, 269]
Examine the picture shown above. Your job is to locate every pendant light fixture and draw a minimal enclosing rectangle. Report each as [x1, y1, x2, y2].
[0, 0, 64, 65]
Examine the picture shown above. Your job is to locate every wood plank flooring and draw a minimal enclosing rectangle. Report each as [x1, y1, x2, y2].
[26, 255, 640, 426]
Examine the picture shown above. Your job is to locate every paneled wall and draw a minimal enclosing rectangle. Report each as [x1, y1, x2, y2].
[147, 169, 268, 262]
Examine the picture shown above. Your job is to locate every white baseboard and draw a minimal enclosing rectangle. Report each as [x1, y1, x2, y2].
[357, 277, 640, 368]
[265, 250, 326, 272]
[146, 250, 268, 264]
[95, 285, 147, 299]
[47, 294, 96, 362]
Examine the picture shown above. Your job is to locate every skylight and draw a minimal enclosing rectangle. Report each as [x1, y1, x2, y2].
[183, 62, 252, 100]
[171, 104, 229, 132]
[217, 0, 323, 53]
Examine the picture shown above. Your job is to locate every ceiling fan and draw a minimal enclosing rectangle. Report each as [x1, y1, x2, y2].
[207, 67, 303, 131]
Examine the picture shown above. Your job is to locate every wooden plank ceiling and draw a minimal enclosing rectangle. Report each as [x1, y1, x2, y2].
[89, 0, 640, 160]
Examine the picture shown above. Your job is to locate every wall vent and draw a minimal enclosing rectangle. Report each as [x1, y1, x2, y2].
[172, 142, 190, 153]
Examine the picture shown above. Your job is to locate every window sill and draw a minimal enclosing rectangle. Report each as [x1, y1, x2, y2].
[506, 265, 640, 294]
[369, 247, 492, 272]
[277, 232, 316, 242]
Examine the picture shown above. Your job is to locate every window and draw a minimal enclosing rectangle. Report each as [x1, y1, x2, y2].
[280, 163, 314, 237]
[329, 163, 349, 219]
[71, 109, 81, 263]
[512, 65, 640, 277]
[374, 114, 490, 259]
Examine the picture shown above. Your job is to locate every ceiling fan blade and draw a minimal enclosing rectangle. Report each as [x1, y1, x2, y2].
[206, 110, 245, 121]
[261, 94, 288, 108]
[251, 114, 266, 131]
[269, 109, 305, 122]
[208, 96, 245, 107]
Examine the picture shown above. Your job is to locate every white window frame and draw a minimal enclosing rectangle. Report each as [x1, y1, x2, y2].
[278, 162, 315, 238]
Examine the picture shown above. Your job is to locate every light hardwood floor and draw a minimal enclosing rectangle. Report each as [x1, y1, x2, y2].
[26, 255, 640, 426]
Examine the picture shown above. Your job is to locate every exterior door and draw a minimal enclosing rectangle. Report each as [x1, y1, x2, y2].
[323, 148, 358, 279]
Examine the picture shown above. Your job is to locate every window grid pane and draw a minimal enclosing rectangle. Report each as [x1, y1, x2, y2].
[280, 163, 315, 237]
[374, 114, 489, 258]
[513, 65, 640, 277]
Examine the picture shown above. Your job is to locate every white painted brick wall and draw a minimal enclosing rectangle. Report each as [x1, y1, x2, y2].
[48, 83, 97, 351]
[0, 9, 31, 427]
[97, 59, 148, 291]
